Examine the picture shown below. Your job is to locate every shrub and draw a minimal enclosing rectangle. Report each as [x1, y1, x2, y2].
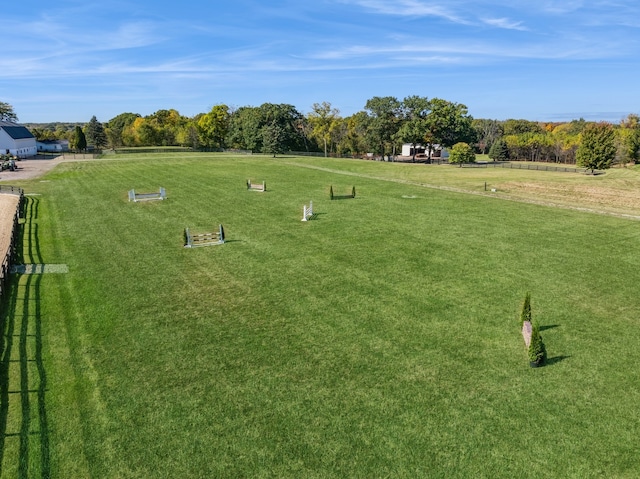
[449, 142, 476, 166]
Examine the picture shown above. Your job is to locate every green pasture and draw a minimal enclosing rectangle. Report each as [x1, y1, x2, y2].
[2, 153, 640, 478]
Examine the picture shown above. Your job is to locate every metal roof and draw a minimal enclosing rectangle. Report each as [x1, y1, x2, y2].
[0, 125, 35, 139]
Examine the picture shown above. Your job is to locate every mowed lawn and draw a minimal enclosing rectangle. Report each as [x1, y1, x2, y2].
[2, 153, 640, 478]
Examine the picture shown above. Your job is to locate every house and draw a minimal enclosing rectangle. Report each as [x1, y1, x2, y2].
[401, 143, 449, 159]
[0, 121, 37, 158]
[37, 139, 69, 152]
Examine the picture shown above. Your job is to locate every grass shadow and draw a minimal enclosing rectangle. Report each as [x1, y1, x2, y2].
[330, 195, 356, 200]
[540, 324, 559, 332]
[0, 194, 49, 478]
[543, 355, 570, 367]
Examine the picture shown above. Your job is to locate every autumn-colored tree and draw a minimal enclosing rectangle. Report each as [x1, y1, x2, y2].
[618, 114, 640, 164]
[576, 122, 616, 173]
[106, 112, 141, 147]
[339, 111, 369, 157]
[307, 102, 341, 157]
[448, 142, 476, 166]
[198, 104, 230, 148]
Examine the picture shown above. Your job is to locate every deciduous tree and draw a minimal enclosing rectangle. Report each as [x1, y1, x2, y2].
[0, 101, 18, 122]
[448, 142, 476, 166]
[424, 98, 475, 151]
[106, 112, 141, 147]
[618, 114, 640, 164]
[473, 118, 503, 154]
[307, 102, 341, 157]
[576, 122, 616, 173]
[261, 121, 286, 157]
[395, 95, 430, 161]
[198, 104, 230, 148]
[227, 103, 305, 153]
[364, 96, 402, 157]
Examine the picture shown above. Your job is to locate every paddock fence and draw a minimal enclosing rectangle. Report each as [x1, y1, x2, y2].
[0, 186, 24, 304]
[460, 162, 586, 173]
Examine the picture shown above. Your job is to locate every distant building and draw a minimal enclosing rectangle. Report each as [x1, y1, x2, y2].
[401, 143, 449, 159]
[0, 121, 37, 158]
[37, 139, 69, 152]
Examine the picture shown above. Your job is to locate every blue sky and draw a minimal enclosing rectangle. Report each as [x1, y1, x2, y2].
[2, 0, 640, 123]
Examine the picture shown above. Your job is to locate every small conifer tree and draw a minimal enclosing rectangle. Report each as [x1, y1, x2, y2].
[520, 292, 532, 326]
[488, 138, 509, 161]
[528, 323, 546, 366]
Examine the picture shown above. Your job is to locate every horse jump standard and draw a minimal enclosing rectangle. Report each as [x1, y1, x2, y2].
[247, 179, 266, 192]
[302, 201, 314, 221]
[129, 187, 166, 202]
[184, 225, 225, 247]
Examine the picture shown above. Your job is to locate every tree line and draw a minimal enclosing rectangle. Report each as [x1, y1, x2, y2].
[6, 98, 640, 169]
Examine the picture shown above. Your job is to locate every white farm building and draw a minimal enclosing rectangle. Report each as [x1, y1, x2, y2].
[0, 121, 37, 158]
[401, 143, 449, 159]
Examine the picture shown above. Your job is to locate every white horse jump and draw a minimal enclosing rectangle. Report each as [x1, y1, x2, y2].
[247, 179, 266, 192]
[301, 201, 314, 221]
[129, 187, 166, 202]
[184, 225, 225, 248]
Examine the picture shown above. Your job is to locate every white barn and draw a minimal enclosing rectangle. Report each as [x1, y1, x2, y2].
[0, 121, 37, 158]
[37, 139, 69, 152]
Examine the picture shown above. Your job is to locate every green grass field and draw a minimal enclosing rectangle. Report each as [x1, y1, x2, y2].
[2, 153, 640, 478]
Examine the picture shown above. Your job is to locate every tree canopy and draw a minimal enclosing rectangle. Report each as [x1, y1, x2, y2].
[0, 101, 18, 122]
[395, 95, 431, 161]
[307, 102, 341, 157]
[364, 96, 402, 157]
[576, 122, 617, 172]
[198, 105, 230, 149]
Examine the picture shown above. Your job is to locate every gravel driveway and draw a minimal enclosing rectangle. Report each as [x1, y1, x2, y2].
[0, 156, 65, 182]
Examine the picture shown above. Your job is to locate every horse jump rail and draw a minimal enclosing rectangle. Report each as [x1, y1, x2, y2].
[247, 179, 266, 192]
[330, 186, 356, 200]
[184, 225, 225, 247]
[129, 187, 166, 202]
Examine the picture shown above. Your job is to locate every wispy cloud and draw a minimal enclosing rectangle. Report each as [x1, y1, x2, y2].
[481, 17, 528, 31]
[340, 0, 470, 24]
[5, 0, 640, 122]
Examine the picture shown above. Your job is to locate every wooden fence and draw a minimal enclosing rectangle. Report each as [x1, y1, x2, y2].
[0, 187, 24, 304]
[461, 162, 585, 173]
